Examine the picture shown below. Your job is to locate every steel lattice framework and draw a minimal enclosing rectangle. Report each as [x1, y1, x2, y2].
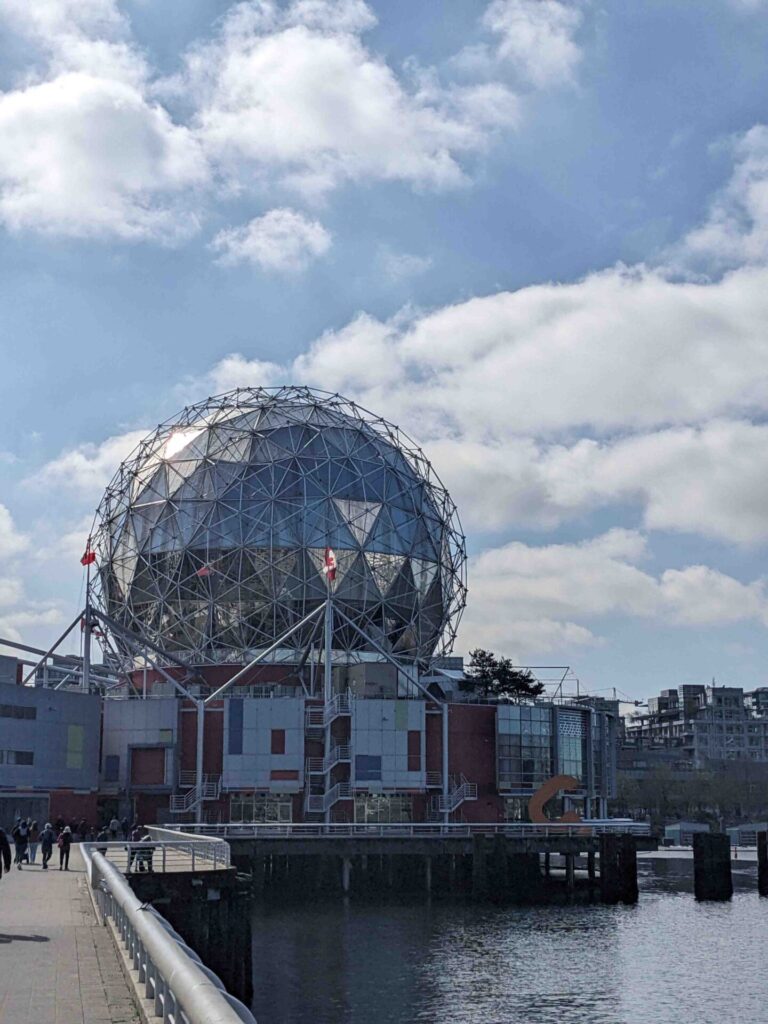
[91, 386, 466, 667]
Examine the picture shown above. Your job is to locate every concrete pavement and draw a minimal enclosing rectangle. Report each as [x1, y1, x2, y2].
[0, 847, 139, 1024]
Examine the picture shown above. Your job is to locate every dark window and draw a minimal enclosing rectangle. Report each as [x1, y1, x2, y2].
[271, 729, 286, 755]
[0, 704, 36, 720]
[228, 698, 243, 755]
[355, 754, 382, 781]
[7, 750, 34, 765]
[407, 730, 421, 772]
[105, 755, 120, 782]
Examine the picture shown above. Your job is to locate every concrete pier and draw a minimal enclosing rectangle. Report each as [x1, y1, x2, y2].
[230, 832, 649, 904]
[693, 833, 733, 901]
[128, 867, 253, 1004]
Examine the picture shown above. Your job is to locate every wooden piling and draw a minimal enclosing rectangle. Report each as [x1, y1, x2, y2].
[693, 832, 732, 901]
[758, 833, 768, 897]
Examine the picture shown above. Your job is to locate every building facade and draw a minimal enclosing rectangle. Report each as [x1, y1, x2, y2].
[0, 681, 100, 826]
[624, 684, 768, 768]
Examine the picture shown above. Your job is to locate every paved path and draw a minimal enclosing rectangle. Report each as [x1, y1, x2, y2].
[0, 848, 139, 1024]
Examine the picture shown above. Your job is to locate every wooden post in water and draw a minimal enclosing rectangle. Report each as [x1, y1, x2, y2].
[758, 832, 768, 897]
[693, 832, 732, 901]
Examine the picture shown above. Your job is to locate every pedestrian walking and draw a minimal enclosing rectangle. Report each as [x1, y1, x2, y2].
[28, 820, 39, 864]
[11, 817, 29, 870]
[58, 826, 72, 870]
[40, 823, 55, 869]
[0, 828, 11, 880]
[121, 816, 129, 840]
[109, 816, 121, 840]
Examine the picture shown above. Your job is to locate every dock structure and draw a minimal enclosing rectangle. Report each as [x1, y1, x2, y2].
[168, 821, 654, 904]
[0, 847, 139, 1024]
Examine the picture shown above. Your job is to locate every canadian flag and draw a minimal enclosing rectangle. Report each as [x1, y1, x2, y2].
[196, 566, 213, 577]
[80, 546, 96, 566]
[323, 547, 337, 582]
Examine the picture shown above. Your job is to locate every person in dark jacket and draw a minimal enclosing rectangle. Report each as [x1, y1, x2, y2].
[40, 823, 55, 870]
[0, 828, 11, 880]
[58, 825, 72, 870]
[11, 818, 29, 869]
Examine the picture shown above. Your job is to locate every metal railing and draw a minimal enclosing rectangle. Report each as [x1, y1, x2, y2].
[425, 771, 442, 788]
[162, 819, 651, 839]
[438, 773, 478, 813]
[324, 744, 351, 772]
[86, 850, 255, 1024]
[81, 836, 230, 874]
[306, 693, 353, 729]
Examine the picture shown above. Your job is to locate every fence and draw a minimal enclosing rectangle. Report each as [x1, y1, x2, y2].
[85, 850, 255, 1024]
[81, 835, 230, 874]
[160, 819, 651, 839]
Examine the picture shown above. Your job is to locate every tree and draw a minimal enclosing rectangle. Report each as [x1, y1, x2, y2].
[461, 649, 545, 701]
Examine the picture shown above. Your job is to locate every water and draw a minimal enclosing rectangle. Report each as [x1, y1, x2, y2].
[249, 858, 768, 1023]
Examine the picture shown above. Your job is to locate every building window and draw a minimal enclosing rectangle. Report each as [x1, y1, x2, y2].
[271, 729, 286, 755]
[354, 793, 413, 824]
[0, 750, 34, 765]
[230, 792, 292, 823]
[0, 704, 36, 720]
[407, 730, 421, 772]
[104, 755, 120, 782]
[355, 754, 382, 781]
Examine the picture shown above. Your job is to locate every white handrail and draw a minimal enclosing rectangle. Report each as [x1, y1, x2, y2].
[86, 851, 255, 1024]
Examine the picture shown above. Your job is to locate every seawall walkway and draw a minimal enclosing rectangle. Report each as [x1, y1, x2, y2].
[0, 847, 139, 1024]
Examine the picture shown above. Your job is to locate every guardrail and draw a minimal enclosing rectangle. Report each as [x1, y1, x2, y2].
[81, 831, 230, 874]
[161, 820, 651, 839]
[85, 850, 255, 1024]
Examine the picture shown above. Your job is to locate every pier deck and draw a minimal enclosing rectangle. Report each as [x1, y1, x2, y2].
[0, 848, 139, 1024]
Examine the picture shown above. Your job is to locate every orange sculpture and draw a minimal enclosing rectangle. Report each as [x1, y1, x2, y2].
[528, 774, 583, 823]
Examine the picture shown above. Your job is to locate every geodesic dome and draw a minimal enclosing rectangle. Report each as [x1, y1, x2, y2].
[91, 386, 466, 666]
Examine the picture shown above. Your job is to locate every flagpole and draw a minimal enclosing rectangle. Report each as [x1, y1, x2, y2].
[82, 548, 92, 694]
[323, 577, 333, 705]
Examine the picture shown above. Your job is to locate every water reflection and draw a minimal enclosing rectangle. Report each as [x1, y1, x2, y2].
[250, 861, 768, 1024]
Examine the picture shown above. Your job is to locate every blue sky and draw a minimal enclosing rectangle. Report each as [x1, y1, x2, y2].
[2, 0, 768, 700]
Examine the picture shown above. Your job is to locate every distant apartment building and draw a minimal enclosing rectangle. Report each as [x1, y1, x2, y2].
[623, 684, 768, 768]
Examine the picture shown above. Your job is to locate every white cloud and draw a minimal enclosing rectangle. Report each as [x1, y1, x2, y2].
[462, 529, 768, 656]
[482, 0, 582, 88]
[679, 125, 768, 272]
[212, 208, 331, 271]
[27, 429, 147, 496]
[380, 248, 433, 281]
[0, 504, 29, 560]
[183, 1, 518, 199]
[0, 0, 146, 85]
[0, 73, 208, 240]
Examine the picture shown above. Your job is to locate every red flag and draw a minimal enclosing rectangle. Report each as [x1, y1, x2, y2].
[80, 547, 96, 566]
[323, 547, 337, 582]
[196, 566, 213, 577]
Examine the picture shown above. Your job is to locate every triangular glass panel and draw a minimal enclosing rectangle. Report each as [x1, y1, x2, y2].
[333, 499, 381, 547]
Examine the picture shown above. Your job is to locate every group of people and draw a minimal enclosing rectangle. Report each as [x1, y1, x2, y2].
[0, 814, 151, 876]
[6, 818, 73, 870]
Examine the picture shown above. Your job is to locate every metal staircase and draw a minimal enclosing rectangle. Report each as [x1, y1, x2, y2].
[303, 695, 353, 819]
[437, 774, 478, 814]
[169, 772, 221, 815]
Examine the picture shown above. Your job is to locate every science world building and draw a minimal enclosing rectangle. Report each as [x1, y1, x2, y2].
[0, 387, 617, 827]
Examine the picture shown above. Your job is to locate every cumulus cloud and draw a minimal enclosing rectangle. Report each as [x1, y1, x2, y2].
[481, 0, 583, 88]
[463, 530, 768, 656]
[27, 430, 147, 496]
[0, 504, 29, 561]
[0, 73, 207, 240]
[193, 261, 768, 543]
[182, 0, 518, 198]
[212, 208, 331, 271]
[679, 125, 768, 272]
